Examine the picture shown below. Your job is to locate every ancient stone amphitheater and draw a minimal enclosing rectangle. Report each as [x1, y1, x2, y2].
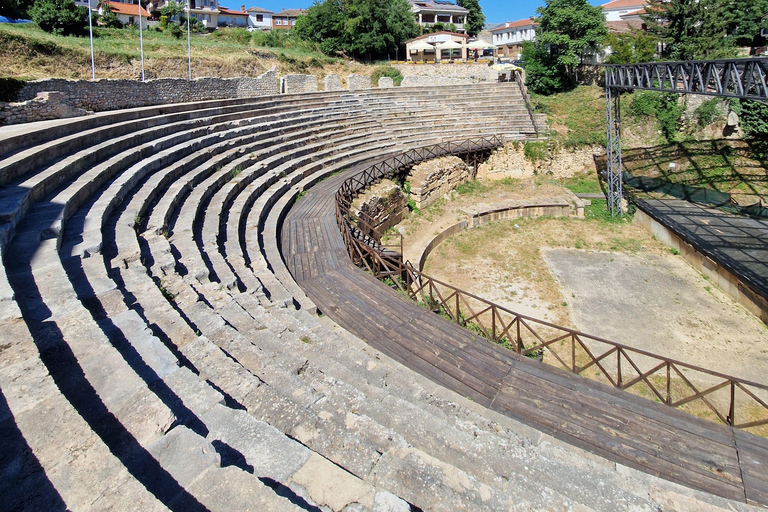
[0, 83, 765, 511]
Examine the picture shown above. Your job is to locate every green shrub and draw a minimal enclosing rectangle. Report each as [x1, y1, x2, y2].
[29, 0, 87, 36]
[371, 65, 403, 87]
[628, 91, 684, 141]
[0, 77, 26, 102]
[694, 98, 721, 126]
[159, 15, 169, 28]
[523, 141, 548, 162]
[739, 100, 768, 140]
[168, 22, 183, 39]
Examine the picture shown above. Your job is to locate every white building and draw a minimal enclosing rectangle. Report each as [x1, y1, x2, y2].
[246, 6, 273, 30]
[601, 0, 648, 22]
[491, 18, 538, 59]
[408, 0, 468, 34]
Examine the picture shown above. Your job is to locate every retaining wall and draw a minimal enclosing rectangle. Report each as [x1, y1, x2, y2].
[634, 208, 768, 326]
[15, 68, 278, 111]
[417, 197, 582, 272]
[394, 63, 498, 84]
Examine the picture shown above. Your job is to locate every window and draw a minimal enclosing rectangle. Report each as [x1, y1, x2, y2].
[275, 18, 282, 25]
[256, 14, 263, 21]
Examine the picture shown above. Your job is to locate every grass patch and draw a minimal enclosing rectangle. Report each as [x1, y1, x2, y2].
[531, 86, 607, 148]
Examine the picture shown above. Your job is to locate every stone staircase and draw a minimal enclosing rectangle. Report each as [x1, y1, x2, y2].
[0, 83, 758, 512]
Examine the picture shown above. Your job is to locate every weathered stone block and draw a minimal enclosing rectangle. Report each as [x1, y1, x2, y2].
[323, 74, 342, 91]
[347, 74, 371, 91]
[378, 77, 394, 88]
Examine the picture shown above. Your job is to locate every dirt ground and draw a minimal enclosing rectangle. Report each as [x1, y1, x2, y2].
[397, 178, 768, 391]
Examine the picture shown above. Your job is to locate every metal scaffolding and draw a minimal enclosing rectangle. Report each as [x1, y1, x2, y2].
[603, 58, 768, 215]
[605, 83, 622, 217]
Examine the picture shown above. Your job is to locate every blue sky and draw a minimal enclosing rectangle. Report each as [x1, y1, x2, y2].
[240, 0, 605, 25]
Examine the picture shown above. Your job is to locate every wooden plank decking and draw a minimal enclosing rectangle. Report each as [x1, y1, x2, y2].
[281, 172, 768, 507]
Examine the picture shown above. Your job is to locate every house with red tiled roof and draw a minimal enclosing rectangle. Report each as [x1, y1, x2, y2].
[601, 0, 648, 22]
[99, 1, 150, 28]
[491, 18, 538, 58]
[218, 5, 248, 27]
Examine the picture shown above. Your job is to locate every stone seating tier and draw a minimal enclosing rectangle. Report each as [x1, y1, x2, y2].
[3, 83, 746, 512]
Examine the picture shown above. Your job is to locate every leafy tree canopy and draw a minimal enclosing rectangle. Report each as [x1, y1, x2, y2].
[456, 0, 483, 37]
[643, 0, 736, 60]
[522, 0, 606, 94]
[29, 0, 87, 35]
[295, 0, 419, 59]
[160, 0, 183, 19]
[604, 30, 657, 64]
[722, 0, 768, 48]
[1, 0, 35, 19]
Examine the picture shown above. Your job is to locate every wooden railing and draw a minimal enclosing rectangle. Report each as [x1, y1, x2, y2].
[335, 140, 768, 434]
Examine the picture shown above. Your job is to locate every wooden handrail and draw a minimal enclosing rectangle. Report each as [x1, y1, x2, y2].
[333, 139, 768, 433]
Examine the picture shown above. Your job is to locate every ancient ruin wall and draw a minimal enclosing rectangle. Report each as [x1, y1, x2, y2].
[281, 74, 318, 94]
[407, 155, 469, 209]
[350, 179, 408, 237]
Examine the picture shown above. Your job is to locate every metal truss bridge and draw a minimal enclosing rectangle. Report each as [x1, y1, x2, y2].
[604, 58, 768, 215]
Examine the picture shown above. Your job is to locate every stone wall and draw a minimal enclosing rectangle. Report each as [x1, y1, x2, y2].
[323, 74, 342, 92]
[0, 92, 89, 126]
[347, 74, 371, 91]
[407, 155, 469, 209]
[394, 63, 497, 83]
[281, 74, 318, 94]
[378, 77, 394, 88]
[15, 67, 278, 112]
[401, 76, 474, 87]
[351, 179, 408, 237]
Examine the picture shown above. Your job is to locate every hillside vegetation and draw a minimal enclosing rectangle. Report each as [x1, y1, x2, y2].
[0, 22, 372, 80]
[532, 86, 768, 206]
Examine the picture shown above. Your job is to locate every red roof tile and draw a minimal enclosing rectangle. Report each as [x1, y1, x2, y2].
[104, 1, 149, 17]
[601, 0, 647, 9]
[491, 18, 538, 32]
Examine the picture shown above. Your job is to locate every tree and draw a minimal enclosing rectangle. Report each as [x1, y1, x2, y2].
[521, 40, 568, 95]
[643, 0, 735, 60]
[1, 0, 35, 19]
[722, 0, 768, 49]
[295, 0, 419, 59]
[29, 0, 87, 35]
[604, 30, 658, 64]
[160, 0, 183, 20]
[524, 0, 607, 91]
[456, 0, 483, 37]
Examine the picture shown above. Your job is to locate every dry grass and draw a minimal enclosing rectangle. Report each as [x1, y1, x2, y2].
[0, 23, 373, 81]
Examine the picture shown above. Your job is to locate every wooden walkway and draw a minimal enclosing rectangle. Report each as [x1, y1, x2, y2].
[282, 173, 768, 507]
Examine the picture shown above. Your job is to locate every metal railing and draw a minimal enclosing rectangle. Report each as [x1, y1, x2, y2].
[335, 140, 768, 433]
[605, 58, 768, 101]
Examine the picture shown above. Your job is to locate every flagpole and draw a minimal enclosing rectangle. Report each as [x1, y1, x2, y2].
[186, 0, 191, 80]
[138, 0, 145, 81]
[88, 0, 95, 79]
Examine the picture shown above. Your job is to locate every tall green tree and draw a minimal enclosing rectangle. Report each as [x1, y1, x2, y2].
[1, 0, 35, 19]
[643, 0, 735, 60]
[295, 0, 418, 59]
[456, 0, 483, 37]
[722, 0, 768, 49]
[534, 0, 607, 87]
[604, 30, 658, 64]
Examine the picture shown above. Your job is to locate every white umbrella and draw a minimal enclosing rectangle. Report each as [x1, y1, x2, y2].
[437, 40, 463, 50]
[467, 40, 493, 50]
[409, 40, 436, 51]
[437, 40, 463, 60]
